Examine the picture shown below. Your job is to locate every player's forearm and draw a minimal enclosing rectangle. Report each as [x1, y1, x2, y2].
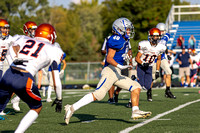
[135, 56, 142, 65]
[107, 57, 118, 67]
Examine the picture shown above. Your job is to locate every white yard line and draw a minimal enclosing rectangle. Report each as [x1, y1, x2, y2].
[120, 99, 200, 133]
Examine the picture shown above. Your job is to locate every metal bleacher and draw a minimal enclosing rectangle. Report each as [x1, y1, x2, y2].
[165, 4, 200, 70]
[168, 21, 200, 50]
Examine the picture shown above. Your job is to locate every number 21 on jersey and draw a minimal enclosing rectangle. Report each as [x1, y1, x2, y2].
[19, 40, 45, 58]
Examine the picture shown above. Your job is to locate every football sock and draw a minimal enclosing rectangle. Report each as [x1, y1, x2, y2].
[73, 93, 94, 111]
[15, 110, 38, 133]
[132, 106, 139, 111]
[11, 96, 20, 103]
[166, 86, 170, 91]
[47, 86, 52, 99]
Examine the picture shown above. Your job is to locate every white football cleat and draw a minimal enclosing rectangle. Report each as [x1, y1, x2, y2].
[131, 109, 152, 120]
[64, 104, 74, 125]
[0, 111, 6, 116]
[46, 98, 52, 102]
[12, 102, 20, 111]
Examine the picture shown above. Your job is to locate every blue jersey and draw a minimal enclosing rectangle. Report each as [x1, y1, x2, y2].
[104, 35, 129, 67]
[48, 53, 66, 72]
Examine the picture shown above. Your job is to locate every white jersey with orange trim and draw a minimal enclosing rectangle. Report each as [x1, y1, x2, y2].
[11, 35, 64, 76]
[190, 54, 200, 69]
[0, 35, 13, 70]
[138, 40, 166, 66]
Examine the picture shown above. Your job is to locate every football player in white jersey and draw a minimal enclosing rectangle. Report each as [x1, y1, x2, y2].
[0, 23, 63, 132]
[148, 23, 176, 102]
[11, 21, 38, 112]
[64, 18, 152, 125]
[189, 49, 199, 87]
[135, 28, 166, 96]
[0, 19, 13, 116]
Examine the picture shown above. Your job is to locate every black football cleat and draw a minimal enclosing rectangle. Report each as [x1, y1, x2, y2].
[108, 98, 115, 104]
[165, 90, 176, 99]
[126, 102, 132, 108]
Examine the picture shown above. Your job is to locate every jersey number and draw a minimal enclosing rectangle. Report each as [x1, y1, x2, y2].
[19, 40, 45, 58]
[143, 54, 157, 63]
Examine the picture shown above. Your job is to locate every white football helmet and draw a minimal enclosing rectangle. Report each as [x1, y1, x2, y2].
[112, 17, 134, 39]
[156, 23, 166, 36]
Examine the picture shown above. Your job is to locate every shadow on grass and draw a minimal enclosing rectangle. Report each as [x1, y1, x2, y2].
[4, 108, 23, 115]
[1, 130, 15, 133]
[60, 113, 140, 126]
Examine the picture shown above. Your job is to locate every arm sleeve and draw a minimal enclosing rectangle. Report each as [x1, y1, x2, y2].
[138, 42, 144, 54]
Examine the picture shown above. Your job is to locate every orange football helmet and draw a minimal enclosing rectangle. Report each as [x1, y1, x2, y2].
[35, 23, 57, 44]
[0, 19, 10, 39]
[192, 49, 197, 55]
[148, 28, 161, 46]
[23, 21, 37, 37]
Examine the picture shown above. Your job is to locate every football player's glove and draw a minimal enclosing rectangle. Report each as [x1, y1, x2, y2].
[193, 60, 196, 64]
[117, 64, 132, 70]
[131, 75, 136, 80]
[155, 70, 160, 79]
[142, 62, 149, 68]
[13, 59, 28, 66]
[52, 98, 62, 113]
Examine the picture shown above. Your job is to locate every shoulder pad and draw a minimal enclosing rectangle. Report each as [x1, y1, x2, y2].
[107, 35, 125, 49]
[138, 40, 150, 51]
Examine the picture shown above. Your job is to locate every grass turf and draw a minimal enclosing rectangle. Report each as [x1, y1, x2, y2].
[0, 87, 200, 133]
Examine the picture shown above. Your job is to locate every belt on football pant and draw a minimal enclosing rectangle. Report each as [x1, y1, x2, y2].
[11, 66, 29, 73]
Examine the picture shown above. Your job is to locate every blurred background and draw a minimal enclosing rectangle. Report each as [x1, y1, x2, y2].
[1, 0, 200, 87]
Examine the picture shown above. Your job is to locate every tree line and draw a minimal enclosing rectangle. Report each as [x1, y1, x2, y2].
[0, 0, 190, 61]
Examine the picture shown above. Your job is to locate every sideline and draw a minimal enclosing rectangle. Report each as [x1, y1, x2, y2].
[119, 99, 200, 133]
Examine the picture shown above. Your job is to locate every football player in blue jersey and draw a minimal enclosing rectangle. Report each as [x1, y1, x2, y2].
[148, 23, 176, 102]
[64, 18, 152, 124]
[101, 35, 133, 104]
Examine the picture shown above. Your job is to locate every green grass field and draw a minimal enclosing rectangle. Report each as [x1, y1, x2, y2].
[1, 87, 200, 133]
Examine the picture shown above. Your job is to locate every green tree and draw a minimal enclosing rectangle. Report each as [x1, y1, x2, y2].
[0, 0, 49, 35]
[69, 0, 103, 61]
[101, 0, 174, 56]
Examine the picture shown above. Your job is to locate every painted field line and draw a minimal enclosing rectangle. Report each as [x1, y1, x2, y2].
[120, 99, 200, 133]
